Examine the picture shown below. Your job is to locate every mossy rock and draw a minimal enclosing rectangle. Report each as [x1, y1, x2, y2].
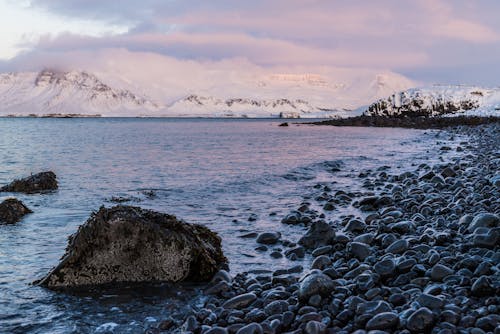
[0, 198, 32, 224]
[37, 205, 227, 290]
[0, 171, 58, 193]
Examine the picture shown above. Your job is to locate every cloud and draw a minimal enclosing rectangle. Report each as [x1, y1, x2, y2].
[4, 0, 500, 85]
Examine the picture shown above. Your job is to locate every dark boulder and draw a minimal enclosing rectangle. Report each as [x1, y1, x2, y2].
[37, 205, 227, 290]
[298, 220, 335, 249]
[0, 171, 58, 193]
[0, 198, 32, 224]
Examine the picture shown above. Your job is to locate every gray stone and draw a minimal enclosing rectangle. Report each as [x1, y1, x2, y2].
[386, 239, 408, 254]
[256, 232, 281, 245]
[299, 273, 336, 301]
[349, 242, 371, 260]
[298, 221, 335, 249]
[37, 206, 227, 289]
[406, 307, 434, 333]
[305, 320, 326, 334]
[431, 264, 454, 281]
[365, 312, 399, 330]
[236, 323, 263, 334]
[0, 198, 32, 224]
[223, 292, 257, 309]
[471, 276, 495, 297]
[472, 229, 499, 248]
[468, 213, 499, 232]
[205, 327, 228, 334]
[374, 258, 396, 278]
[417, 293, 444, 309]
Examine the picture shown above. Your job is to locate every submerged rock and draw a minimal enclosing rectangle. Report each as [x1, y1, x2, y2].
[37, 205, 227, 289]
[0, 198, 32, 224]
[0, 171, 58, 193]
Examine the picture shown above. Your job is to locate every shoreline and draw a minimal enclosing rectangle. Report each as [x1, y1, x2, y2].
[308, 115, 500, 129]
[165, 123, 499, 333]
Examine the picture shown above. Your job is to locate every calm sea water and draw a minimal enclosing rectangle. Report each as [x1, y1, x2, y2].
[0, 118, 454, 333]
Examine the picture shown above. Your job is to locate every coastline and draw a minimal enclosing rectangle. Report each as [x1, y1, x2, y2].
[165, 123, 499, 333]
[308, 115, 500, 129]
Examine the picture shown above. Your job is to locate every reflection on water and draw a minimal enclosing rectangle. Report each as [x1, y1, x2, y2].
[0, 118, 445, 333]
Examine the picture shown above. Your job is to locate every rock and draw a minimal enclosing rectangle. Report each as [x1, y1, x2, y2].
[431, 264, 454, 281]
[348, 242, 371, 261]
[298, 221, 335, 249]
[305, 320, 326, 334]
[236, 323, 263, 334]
[365, 312, 399, 330]
[223, 292, 257, 309]
[374, 258, 396, 278]
[37, 206, 227, 289]
[206, 327, 228, 334]
[417, 293, 444, 309]
[256, 232, 281, 244]
[0, 171, 58, 193]
[471, 276, 495, 297]
[406, 307, 434, 333]
[386, 239, 408, 254]
[472, 229, 499, 248]
[0, 198, 32, 224]
[299, 273, 336, 301]
[279, 122, 289, 127]
[468, 213, 499, 232]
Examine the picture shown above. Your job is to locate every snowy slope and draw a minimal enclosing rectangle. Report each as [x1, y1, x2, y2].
[0, 68, 415, 117]
[0, 70, 161, 117]
[364, 86, 500, 117]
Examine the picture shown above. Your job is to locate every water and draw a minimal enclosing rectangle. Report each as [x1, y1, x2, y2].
[0, 118, 450, 333]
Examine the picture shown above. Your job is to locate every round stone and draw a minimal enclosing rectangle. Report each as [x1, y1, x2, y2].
[365, 312, 399, 330]
[406, 307, 434, 333]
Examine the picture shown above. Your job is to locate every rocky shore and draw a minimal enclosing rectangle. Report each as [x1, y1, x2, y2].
[159, 123, 499, 334]
[310, 115, 499, 129]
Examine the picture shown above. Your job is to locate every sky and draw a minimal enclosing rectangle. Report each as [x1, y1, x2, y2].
[0, 0, 499, 85]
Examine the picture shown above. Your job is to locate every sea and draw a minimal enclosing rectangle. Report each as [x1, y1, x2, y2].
[0, 118, 456, 333]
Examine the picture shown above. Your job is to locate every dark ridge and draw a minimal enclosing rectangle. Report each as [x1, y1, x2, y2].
[307, 115, 500, 129]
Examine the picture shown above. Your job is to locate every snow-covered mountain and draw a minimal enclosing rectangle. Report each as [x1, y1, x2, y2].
[0, 68, 415, 117]
[0, 70, 161, 117]
[364, 86, 500, 117]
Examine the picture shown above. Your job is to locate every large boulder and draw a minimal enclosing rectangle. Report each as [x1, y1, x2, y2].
[0, 198, 32, 224]
[0, 171, 58, 193]
[37, 206, 227, 290]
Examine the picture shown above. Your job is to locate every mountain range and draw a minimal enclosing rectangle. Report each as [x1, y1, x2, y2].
[1, 69, 498, 118]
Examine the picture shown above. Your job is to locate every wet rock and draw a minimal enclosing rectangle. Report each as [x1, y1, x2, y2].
[406, 307, 434, 333]
[374, 258, 396, 278]
[348, 242, 371, 261]
[298, 221, 335, 249]
[386, 239, 408, 254]
[37, 206, 227, 289]
[468, 213, 499, 232]
[256, 232, 281, 245]
[0, 198, 32, 224]
[223, 293, 257, 309]
[365, 312, 399, 330]
[417, 293, 444, 309]
[431, 264, 454, 282]
[471, 276, 495, 297]
[472, 229, 499, 248]
[0, 171, 58, 193]
[305, 320, 326, 334]
[299, 273, 336, 301]
[236, 322, 263, 334]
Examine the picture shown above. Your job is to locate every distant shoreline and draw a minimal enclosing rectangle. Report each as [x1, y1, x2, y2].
[307, 115, 500, 129]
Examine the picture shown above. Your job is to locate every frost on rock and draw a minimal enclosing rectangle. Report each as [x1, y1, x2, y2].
[37, 206, 227, 290]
